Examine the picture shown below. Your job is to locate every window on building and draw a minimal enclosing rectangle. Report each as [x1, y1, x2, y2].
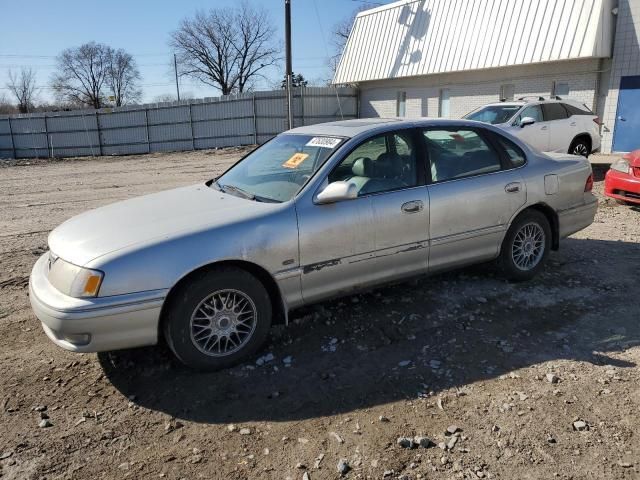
[439, 89, 450, 118]
[552, 82, 570, 97]
[396, 91, 407, 117]
[500, 84, 515, 101]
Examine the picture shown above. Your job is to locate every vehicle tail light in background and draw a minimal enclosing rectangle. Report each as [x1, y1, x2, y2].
[585, 173, 594, 192]
[593, 117, 601, 125]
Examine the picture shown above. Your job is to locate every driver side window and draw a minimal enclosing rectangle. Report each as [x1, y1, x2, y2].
[515, 105, 544, 126]
[328, 132, 418, 196]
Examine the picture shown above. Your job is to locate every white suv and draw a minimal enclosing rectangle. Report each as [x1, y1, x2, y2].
[464, 97, 601, 157]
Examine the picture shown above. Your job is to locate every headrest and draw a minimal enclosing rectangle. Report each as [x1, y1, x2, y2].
[376, 152, 403, 177]
[352, 157, 373, 177]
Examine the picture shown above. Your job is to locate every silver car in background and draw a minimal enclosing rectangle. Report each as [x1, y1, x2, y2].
[464, 97, 601, 157]
[29, 118, 597, 370]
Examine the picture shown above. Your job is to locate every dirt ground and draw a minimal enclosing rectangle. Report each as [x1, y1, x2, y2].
[0, 149, 639, 480]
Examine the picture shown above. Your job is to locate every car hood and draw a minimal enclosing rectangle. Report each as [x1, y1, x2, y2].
[48, 184, 276, 266]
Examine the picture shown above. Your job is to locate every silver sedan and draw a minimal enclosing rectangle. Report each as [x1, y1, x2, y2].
[29, 118, 598, 370]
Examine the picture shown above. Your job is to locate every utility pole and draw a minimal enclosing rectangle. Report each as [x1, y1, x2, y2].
[174, 53, 181, 101]
[285, 0, 294, 129]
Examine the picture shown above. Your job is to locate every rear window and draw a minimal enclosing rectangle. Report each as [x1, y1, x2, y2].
[563, 103, 593, 116]
[542, 103, 569, 121]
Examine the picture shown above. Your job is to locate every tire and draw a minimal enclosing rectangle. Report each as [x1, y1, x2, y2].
[499, 210, 551, 281]
[569, 137, 590, 157]
[163, 266, 272, 370]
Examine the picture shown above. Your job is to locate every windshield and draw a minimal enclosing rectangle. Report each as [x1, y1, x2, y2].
[465, 105, 522, 125]
[213, 134, 344, 202]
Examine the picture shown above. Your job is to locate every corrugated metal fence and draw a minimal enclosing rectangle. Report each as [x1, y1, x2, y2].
[0, 87, 358, 159]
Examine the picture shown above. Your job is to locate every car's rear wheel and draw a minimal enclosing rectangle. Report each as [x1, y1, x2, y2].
[163, 266, 272, 370]
[569, 137, 590, 157]
[499, 210, 551, 281]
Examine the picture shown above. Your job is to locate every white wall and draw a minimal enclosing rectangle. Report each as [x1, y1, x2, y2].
[600, 0, 640, 153]
[359, 58, 600, 121]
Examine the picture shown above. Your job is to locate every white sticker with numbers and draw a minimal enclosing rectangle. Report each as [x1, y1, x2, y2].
[305, 137, 342, 149]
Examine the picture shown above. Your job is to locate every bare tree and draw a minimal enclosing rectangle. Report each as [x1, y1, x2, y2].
[0, 93, 16, 114]
[106, 49, 142, 106]
[331, 4, 374, 75]
[51, 42, 141, 109]
[52, 42, 110, 109]
[6, 68, 38, 113]
[170, 2, 280, 95]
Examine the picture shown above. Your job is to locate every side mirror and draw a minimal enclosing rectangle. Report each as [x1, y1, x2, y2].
[316, 181, 358, 204]
[520, 116, 536, 128]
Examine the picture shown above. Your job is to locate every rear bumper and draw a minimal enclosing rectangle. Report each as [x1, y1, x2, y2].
[604, 169, 640, 205]
[29, 253, 166, 353]
[558, 196, 598, 239]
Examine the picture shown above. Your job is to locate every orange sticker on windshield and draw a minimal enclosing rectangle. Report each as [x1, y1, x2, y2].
[282, 152, 309, 169]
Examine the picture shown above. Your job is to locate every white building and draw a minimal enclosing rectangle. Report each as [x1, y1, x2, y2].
[334, 0, 640, 153]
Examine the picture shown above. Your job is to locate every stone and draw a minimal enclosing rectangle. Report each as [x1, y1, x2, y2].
[38, 419, 52, 428]
[414, 436, 433, 448]
[396, 437, 414, 449]
[446, 425, 461, 436]
[446, 436, 458, 450]
[302, 473, 311, 480]
[239, 428, 251, 435]
[573, 420, 588, 431]
[227, 424, 237, 432]
[337, 458, 351, 476]
[398, 360, 411, 367]
[379, 415, 390, 422]
[546, 373, 560, 384]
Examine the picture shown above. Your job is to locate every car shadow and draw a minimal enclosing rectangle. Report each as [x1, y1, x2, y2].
[99, 237, 639, 424]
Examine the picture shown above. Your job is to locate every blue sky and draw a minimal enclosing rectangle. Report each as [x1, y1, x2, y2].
[0, 0, 389, 104]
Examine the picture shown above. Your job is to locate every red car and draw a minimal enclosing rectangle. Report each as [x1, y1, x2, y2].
[604, 150, 640, 205]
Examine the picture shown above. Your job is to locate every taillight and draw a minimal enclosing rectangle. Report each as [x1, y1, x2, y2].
[585, 173, 594, 192]
[593, 117, 601, 125]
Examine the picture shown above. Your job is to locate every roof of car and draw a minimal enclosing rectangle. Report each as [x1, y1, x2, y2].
[287, 118, 487, 138]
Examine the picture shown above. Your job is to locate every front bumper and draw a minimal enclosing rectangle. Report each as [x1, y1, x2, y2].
[604, 169, 640, 205]
[29, 253, 167, 353]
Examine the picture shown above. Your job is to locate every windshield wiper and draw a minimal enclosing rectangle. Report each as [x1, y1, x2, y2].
[218, 183, 255, 200]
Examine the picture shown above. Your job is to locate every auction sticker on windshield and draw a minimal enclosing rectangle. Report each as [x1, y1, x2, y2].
[306, 137, 342, 149]
[282, 152, 309, 169]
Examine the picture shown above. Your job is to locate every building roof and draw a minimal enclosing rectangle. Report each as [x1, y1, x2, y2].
[333, 0, 615, 84]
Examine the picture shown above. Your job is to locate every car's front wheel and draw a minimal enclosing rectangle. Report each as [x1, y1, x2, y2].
[499, 210, 551, 281]
[163, 266, 272, 370]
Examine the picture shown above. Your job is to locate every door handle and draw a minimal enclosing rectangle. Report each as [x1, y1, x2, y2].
[570, 122, 576, 126]
[618, 116, 626, 121]
[401, 200, 423, 213]
[505, 182, 521, 193]
[540, 126, 548, 130]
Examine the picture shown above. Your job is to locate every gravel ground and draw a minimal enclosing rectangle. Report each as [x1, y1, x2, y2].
[0, 150, 639, 480]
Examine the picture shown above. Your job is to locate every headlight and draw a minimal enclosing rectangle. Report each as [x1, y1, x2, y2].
[48, 255, 104, 298]
[610, 159, 630, 174]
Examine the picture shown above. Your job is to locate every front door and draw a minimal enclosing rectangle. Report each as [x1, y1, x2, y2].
[296, 129, 429, 304]
[422, 127, 527, 271]
[613, 76, 640, 152]
[509, 104, 549, 152]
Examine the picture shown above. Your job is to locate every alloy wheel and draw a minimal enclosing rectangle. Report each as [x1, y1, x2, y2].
[189, 289, 257, 357]
[511, 222, 546, 271]
[572, 143, 588, 156]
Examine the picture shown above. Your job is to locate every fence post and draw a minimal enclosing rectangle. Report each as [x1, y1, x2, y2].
[144, 108, 150, 153]
[7, 117, 16, 159]
[188, 103, 195, 150]
[95, 111, 103, 156]
[300, 88, 305, 126]
[252, 94, 258, 145]
[44, 114, 51, 158]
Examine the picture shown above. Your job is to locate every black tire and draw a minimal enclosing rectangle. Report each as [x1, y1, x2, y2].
[499, 210, 551, 281]
[163, 266, 272, 371]
[568, 137, 591, 157]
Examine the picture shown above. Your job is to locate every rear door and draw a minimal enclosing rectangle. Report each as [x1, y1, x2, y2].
[423, 127, 527, 271]
[613, 75, 640, 152]
[542, 103, 571, 152]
